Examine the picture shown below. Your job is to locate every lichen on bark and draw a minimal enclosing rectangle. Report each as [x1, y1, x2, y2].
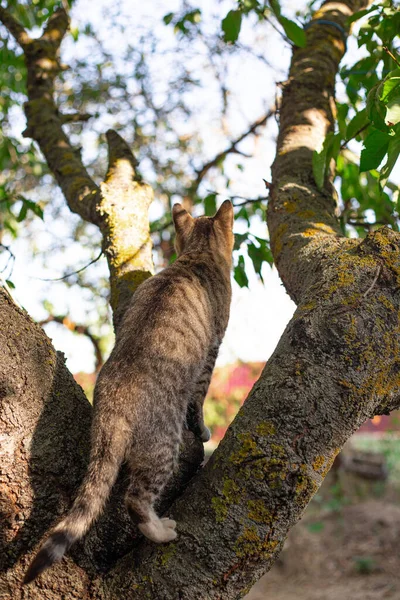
[3, 0, 400, 598]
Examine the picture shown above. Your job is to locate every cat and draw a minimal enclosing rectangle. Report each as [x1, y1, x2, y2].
[24, 199, 234, 583]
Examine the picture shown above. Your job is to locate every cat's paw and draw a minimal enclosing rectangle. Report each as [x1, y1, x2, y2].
[139, 517, 177, 543]
[200, 426, 211, 442]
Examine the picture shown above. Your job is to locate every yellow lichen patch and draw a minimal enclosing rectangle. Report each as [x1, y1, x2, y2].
[300, 301, 317, 311]
[321, 449, 340, 477]
[256, 421, 276, 436]
[297, 210, 316, 219]
[378, 294, 395, 312]
[313, 223, 336, 234]
[312, 455, 325, 471]
[283, 200, 297, 214]
[295, 464, 319, 498]
[270, 443, 286, 458]
[110, 270, 151, 312]
[230, 433, 261, 465]
[272, 223, 288, 257]
[157, 543, 177, 567]
[337, 269, 355, 287]
[234, 526, 279, 559]
[247, 499, 273, 524]
[212, 477, 241, 522]
[302, 228, 318, 237]
[212, 497, 229, 523]
[293, 359, 304, 377]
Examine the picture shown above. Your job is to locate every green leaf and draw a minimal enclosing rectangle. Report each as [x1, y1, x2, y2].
[347, 6, 378, 25]
[269, 0, 282, 17]
[346, 108, 369, 140]
[367, 84, 389, 132]
[221, 10, 242, 43]
[5, 279, 15, 289]
[17, 203, 27, 223]
[163, 12, 174, 25]
[312, 132, 333, 190]
[204, 193, 217, 216]
[327, 133, 341, 166]
[16, 197, 44, 222]
[360, 129, 391, 172]
[236, 206, 251, 226]
[234, 255, 248, 287]
[279, 17, 306, 47]
[247, 242, 264, 281]
[386, 95, 400, 127]
[70, 26, 79, 42]
[234, 233, 248, 250]
[379, 133, 400, 190]
[379, 69, 400, 102]
[3, 220, 17, 238]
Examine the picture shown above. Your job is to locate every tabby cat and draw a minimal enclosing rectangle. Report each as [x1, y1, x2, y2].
[24, 200, 234, 583]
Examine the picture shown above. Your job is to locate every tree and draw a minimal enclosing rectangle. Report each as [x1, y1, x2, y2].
[0, 0, 399, 598]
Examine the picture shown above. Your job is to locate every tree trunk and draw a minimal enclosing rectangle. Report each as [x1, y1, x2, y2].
[3, 0, 400, 598]
[0, 289, 202, 598]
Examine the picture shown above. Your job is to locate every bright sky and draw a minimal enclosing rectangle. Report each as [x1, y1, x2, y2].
[4, 0, 398, 374]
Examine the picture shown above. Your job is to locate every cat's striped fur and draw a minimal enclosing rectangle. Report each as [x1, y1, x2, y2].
[24, 200, 234, 584]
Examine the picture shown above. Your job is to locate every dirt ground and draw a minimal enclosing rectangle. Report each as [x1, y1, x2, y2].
[246, 475, 400, 600]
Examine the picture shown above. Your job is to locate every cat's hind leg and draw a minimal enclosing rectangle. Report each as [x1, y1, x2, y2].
[125, 460, 177, 543]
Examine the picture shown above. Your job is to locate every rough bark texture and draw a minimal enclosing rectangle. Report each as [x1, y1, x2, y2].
[3, 0, 400, 599]
[0, 289, 203, 599]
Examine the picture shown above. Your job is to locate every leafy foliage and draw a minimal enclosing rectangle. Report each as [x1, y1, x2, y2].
[1, 0, 399, 370]
[312, 0, 399, 235]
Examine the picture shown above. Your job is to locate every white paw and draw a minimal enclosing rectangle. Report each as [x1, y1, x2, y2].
[139, 517, 177, 543]
[201, 426, 211, 442]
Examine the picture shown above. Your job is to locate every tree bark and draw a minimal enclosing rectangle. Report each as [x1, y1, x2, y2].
[0, 289, 203, 598]
[3, 0, 400, 599]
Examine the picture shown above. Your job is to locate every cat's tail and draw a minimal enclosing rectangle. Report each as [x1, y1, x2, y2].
[24, 423, 129, 584]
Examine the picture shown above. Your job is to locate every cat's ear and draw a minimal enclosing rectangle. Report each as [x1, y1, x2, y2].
[214, 200, 233, 229]
[172, 204, 194, 235]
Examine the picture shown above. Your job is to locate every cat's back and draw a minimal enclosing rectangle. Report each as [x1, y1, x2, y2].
[111, 256, 218, 365]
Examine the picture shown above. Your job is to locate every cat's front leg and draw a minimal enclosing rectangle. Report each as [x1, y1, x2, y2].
[186, 343, 220, 442]
[186, 401, 211, 442]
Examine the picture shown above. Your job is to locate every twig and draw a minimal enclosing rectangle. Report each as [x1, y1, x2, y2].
[340, 123, 370, 149]
[0, 6, 32, 49]
[39, 314, 103, 372]
[263, 15, 292, 46]
[232, 196, 269, 208]
[383, 46, 400, 68]
[0, 244, 16, 278]
[151, 219, 173, 234]
[32, 250, 103, 282]
[59, 112, 93, 124]
[191, 109, 275, 193]
[347, 219, 389, 229]
[207, 191, 269, 210]
[363, 265, 381, 298]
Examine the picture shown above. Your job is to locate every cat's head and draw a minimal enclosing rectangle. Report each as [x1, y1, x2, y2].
[172, 200, 234, 263]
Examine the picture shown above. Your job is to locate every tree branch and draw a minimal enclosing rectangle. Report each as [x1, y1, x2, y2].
[39, 314, 104, 373]
[5, 2, 398, 599]
[0, 6, 154, 330]
[0, 6, 103, 226]
[100, 130, 154, 328]
[267, 0, 373, 303]
[0, 6, 32, 49]
[191, 109, 275, 194]
[59, 112, 93, 124]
